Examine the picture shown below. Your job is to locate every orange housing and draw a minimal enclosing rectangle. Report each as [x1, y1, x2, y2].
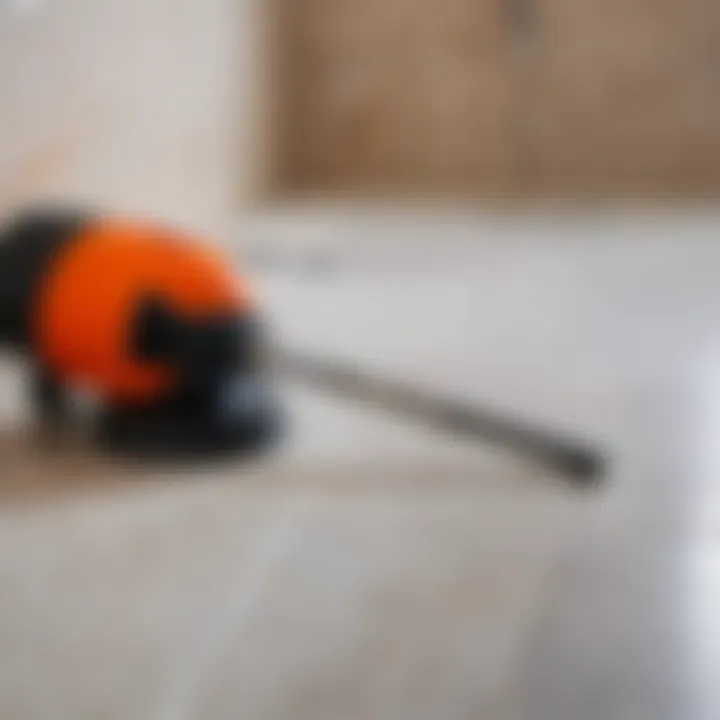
[31, 219, 254, 403]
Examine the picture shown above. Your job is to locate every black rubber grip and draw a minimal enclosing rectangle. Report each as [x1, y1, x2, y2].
[0, 207, 92, 349]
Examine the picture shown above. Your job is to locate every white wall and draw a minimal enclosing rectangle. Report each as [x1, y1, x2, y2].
[0, 0, 258, 232]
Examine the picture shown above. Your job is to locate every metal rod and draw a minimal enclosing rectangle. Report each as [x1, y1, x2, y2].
[276, 349, 606, 486]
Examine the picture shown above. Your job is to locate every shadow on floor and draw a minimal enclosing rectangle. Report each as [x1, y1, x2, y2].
[0, 421, 570, 513]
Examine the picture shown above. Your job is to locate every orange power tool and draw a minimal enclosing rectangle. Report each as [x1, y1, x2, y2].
[0, 207, 282, 458]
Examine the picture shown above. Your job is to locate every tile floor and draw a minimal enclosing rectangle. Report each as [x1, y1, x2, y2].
[1, 210, 719, 719]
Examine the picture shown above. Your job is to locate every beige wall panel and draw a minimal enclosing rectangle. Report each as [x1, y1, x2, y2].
[529, 0, 720, 198]
[279, 0, 520, 197]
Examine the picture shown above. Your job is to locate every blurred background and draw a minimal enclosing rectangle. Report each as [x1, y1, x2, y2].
[1, 1, 720, 719]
